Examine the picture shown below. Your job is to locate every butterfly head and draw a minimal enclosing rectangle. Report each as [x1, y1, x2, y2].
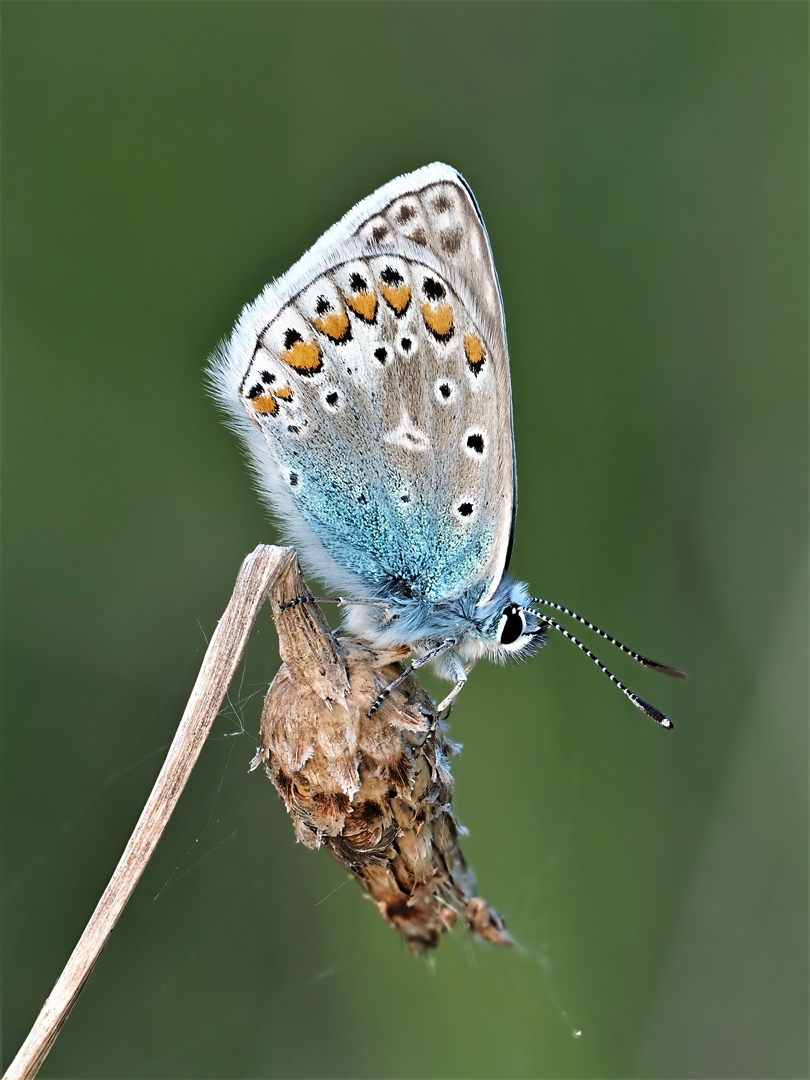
[474, 581, 549, 664]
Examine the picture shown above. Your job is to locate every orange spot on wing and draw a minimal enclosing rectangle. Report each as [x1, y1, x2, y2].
[274, 385, 293, 401]
[313, 310, 351, 342]
[381, 284, 411, 315]
[282, 340, 323, 375]
[347, 291, 378, 322]
[252, 393, 279, 416]
[463, 333, 486, 375]
[422, 302, 454, 341]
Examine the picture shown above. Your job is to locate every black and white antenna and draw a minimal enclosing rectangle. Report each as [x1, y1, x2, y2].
[529, 600, 685, 730]
[531, 598, 687, 679]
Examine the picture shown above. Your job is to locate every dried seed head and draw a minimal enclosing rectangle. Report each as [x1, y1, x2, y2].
[251, 567, 511, 952]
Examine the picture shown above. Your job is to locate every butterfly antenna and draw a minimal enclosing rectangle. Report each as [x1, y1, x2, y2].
[531, 613, 675, 730]
[531, 598, 686, 679]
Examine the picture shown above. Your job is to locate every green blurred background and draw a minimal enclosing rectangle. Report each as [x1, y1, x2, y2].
[3, 3, 807, 1077]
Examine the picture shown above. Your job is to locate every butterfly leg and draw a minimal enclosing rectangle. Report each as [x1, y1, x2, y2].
[368, 638, 458, 716]
[280, 595, 387, 612]
[435, 655, 476, 716]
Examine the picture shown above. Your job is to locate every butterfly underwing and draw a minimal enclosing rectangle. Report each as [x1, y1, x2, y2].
[210, 164, 684, 724]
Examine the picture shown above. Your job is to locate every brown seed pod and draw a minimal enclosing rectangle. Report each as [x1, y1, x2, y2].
[251, 559, 512, 952]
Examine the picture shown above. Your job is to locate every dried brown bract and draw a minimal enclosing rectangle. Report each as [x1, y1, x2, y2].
[251, 557, 512, 952]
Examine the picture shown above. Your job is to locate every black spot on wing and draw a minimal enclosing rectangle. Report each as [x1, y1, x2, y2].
[380, 266, 403, 285]
[422, 277, 445, 301]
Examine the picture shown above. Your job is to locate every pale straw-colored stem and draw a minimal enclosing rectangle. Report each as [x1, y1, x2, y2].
[4, 545, 295, 1080]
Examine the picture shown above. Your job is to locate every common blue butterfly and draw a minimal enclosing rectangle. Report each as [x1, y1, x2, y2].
[210, 164, 684, 726]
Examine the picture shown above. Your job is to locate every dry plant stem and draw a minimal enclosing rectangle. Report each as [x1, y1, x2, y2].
[4, 544, 295, 1080]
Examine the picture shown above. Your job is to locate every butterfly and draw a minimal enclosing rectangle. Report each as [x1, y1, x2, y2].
[210, 164, 684, 726]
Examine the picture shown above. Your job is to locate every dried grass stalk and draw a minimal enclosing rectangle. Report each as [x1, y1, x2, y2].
[5, 545, 291, 1080]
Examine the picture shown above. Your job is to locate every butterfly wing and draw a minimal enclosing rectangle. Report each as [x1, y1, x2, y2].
[211, 163, 516, 609]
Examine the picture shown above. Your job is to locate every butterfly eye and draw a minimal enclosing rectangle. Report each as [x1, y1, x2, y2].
[498, 605, 526, 646]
